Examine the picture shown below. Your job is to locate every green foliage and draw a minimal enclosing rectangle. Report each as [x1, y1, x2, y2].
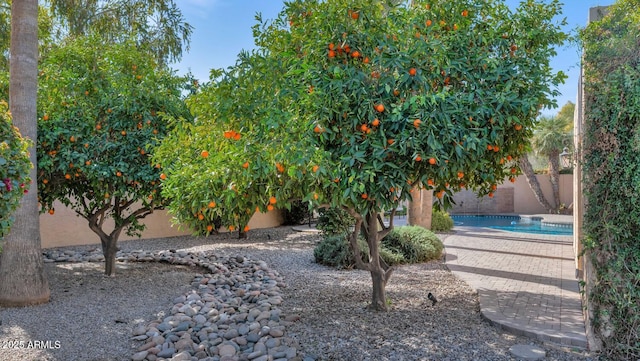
[314, 226, 442, 268]
[0, 101, 32, 241]
[382, 226, 443, 263]
[316, 207, 355, 237]
[36, 35, 192, 238]
[282, 200, 309, 225]
[581, 1, 640, 358]
[431, 209, 454, 232]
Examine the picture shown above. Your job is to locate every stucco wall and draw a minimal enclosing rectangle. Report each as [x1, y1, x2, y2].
[40, 200, 283, 249]
[450, 174, 573, 214]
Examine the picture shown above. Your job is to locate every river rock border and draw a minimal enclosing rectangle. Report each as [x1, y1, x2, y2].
[43, 248, 302, 361]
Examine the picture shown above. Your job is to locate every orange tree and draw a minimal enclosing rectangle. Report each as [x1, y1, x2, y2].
[155, 50, 322, 238]
[37, 35, 192, 276]
[0, 100, 32, 242]
[158, 0, 566, 310]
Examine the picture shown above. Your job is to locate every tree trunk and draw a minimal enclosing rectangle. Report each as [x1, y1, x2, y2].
[102, 236, 119, 277]
[548, 150, 561, 210]
[519, 154, 555, 213]
[0, 0, 51, 307]
[366, 213, 389, 311]
[408, 186, 421, 226]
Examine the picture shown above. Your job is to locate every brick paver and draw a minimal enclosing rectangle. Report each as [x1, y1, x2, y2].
[442, 222, 587, 348]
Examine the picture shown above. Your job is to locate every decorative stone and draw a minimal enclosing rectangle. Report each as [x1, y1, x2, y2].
[509, 344, 546, 360]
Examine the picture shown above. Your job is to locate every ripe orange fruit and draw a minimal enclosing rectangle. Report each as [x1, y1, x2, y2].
[507, 155, 513, 161]
[243, 162, 249, 169]
[371, 118, 380, 127]
[160, 173, 167, 180]
[487, 144, 493, 151]
[415, 155, 422, 162]
[328, 50, 336, 58]
[201, 150, 209, 158]
[276, 163, 285, 173]
[514, 124, 523, 131]
[453, 24, 459, 31]
[43, 179, 49, 184]
[488, 192, 494, 198]
[351, 50, 361, 58]
[360, 124, 369, 132]
[84, 90, 89, 96]
[198, 213, 205, 221]
[462, 9, 469, 17]
[121, 130, 127, 136]
[413, 119, 421, 128]
[510, 167, 517, 174]
[269, 196, 277, 205]
[429, 157, 437, 165]
[361, 193, 368, 199]
[244, 225, 250, 232]
[48, 209, 55, 215]
[107, 108, 112, 113]
[43, 114, 49, 121]
[426, 19, 432, 27]
[439, 20, 446, 27]
[313, 193, 319, 200]
[233, 132, 241, 141]
[510, 177, 516, 183]
[136, 75, 142, 80]
[206, 225, 214, 232]
[393, 89, 400, 96]
[427, 179, 434, 186]
[374, 103, 385, 113]
[409, 68, 417, 76]
[228, 225, 235, 231]
[95, 124, 102, 131]
[493, 145, 500, 152]
[436, 190, 444, 199]
[328, 43, 335, 50]
[267, 204, 274, 211]
[491, 184, 498, 191]
[116, 171, 122, 177]
[457, 171, 464, 179]
[371, 71, 380, 79]
[64, 173, 71, 180]
[208, 201, 216, 208]
[510, 44, 518, 52]
[313, 125, 324, 133]
[387, 139, 395, 145]
[312, 165, 319, 173]
[334, 178, 340, 183]
[104, 192, 110, 199]
[350, 10, 359, 20]
[363, 57, 370, 64]
[425, 4, 431, 10]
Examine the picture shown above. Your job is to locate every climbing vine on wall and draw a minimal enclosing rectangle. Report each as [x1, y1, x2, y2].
[581, 1, 640, 359]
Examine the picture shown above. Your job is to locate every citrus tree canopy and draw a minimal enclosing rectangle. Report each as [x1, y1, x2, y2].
[157, 0, 567, 310]
[37, 35, 193, 276]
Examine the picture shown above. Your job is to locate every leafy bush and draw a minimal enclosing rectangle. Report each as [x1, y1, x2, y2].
[282, 200, 308, 225]
[382, 226, 443, 263]
[316, 207, 354, 237]
[0, 100, 31, 241]
[314, 226, 442, 268]
[431, 209, 454, 232]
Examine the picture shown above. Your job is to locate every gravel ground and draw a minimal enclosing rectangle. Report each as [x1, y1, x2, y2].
[0, 226, 594, 361]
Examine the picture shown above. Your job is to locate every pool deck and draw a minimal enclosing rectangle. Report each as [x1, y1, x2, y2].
[442, 214, 588, 348]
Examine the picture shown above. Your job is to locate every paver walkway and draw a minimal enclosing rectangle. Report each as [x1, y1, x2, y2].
[442, 220, 588, 348]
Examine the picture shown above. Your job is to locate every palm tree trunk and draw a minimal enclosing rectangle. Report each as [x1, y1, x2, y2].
[548, 150, 561, 210]
[0, 0, 51, 307]
[408, 186, 433, 229]
[519, 154, 555, 213]
[407, 186, 421, 226]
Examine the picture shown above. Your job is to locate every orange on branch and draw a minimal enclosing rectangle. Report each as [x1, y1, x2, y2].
[201, 150, 209, 158]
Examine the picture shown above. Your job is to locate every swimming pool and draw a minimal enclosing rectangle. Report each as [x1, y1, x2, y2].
[450, 215, 573, 236]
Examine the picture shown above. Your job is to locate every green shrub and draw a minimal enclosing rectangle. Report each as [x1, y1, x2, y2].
[431, 209, 454, 232]
[316, 207, 354, 237]
[314, 226, 442, 268]
[382, 226, 443, 263]
[314, 234, 362, 269]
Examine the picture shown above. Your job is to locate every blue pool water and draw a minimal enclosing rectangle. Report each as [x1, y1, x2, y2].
[451, 215, 573, 236]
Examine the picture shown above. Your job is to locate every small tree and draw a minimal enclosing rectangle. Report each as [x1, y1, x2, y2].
[158, 0, 567, 311]
[37, 35, 192, 276]
[533, 114, 572, 208]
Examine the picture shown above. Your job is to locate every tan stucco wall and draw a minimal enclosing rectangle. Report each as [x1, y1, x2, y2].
[40, 200, 283, 249]
[450, 174, 573, 214]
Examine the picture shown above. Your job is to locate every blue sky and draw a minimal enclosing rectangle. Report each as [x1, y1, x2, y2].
[175, 0, 615, 116]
